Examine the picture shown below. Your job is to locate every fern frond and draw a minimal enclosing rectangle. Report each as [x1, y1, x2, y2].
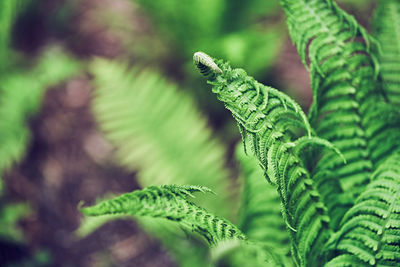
[235, 143, 293, 265]
[90, 59, 237, 267]
[280, 0, 400, 226]
[77, 202, 210, 267]
[81, 185, 245, 245]
[211, 239, 286, 267]
[195, 53, 330, 266]
[326, 152, 400, 266]
[373, 0, 400, 106]
[90, 59, 233, 218]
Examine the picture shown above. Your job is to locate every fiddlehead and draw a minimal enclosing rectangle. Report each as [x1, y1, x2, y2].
[194, 51, 223, 80]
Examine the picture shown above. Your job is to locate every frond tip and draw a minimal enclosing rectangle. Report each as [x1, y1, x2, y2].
[80, 185, 245, 245]
[194, 51, 223, 80]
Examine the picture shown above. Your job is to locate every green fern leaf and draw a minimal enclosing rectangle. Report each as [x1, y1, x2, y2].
[81, 185, 245, 245]
[326, 152, 400, 266]
[373, 0, 400, 106]
[235, 143, 294, 266]
[90, 59, 233, 217]
[279, 0, 400, 229]
[90, 59, 238, 267]
[211, 239, 286, 267]
[194, 52, 330, 266]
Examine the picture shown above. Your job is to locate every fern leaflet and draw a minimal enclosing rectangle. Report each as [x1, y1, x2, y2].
[81, 185, 245, 245]
[235, 143, 293, 265]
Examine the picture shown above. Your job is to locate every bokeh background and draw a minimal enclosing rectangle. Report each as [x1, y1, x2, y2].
[0, 0, 376, 266]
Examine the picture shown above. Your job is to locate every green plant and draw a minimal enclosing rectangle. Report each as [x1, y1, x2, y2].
[80, 0, 400, 266]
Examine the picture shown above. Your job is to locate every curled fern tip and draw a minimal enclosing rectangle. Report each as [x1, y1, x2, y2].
[193, 52, 222, 80]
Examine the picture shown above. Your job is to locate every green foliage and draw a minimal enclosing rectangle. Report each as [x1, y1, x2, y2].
[235, 144, 293, 265]
[0, 202, 30, 243]
[196, 53, 333, 266]
[0, 0, 25, 68]
[326, 151, 400, 266]
[78, 0, 400, 266]
[0, 3, 79, 265]
[280, 0, 400, 232]
[84, 58, 239, 267]
[90, 58, 233, 217]
[211, 239, 283, 267]
[133, 0, 284, 78]
[373, 0, 400, 105]
[80, 185, 286, 266]
[133, 0, 225, 53]
[81, 185, 245, 245]
[0, 48, 79, 174]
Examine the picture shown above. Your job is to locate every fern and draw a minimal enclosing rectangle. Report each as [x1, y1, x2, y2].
[235, 143, 293, 265]
[85, 59, 238, 267]
[211, 239, 284, 267]
[80, 184, 288, 266]
[373, 0, 400, 106]
[326, 151, 400, 266]
[90, 59, 233, 217]
[81, 185, 245, 245]
[279, 0, 400, 231]
[76, 1, 400, 266]
[195, 52, 334, 266]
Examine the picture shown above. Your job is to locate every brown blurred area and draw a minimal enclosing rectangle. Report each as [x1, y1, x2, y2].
[3, 0, 176, 266]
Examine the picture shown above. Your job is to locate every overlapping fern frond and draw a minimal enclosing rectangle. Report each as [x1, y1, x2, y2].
[90, 59, 232, 217]
[81, 184, 284, 266]
[280, 0, 400, 230]
[326, 151, 400, 266]
[195, 53, 331, 266]
[81, 185, 244, 245]
[235, 143, 293, 265]
[78, 1, 400, 266]
[373, 0, 400, 106]
[89, 59, 236, 267]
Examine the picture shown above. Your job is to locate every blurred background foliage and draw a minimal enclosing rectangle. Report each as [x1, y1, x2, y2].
[0, 0, 375, 266]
